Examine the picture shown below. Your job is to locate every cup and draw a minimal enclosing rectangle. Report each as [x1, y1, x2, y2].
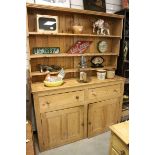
[97, 69, 106, 80]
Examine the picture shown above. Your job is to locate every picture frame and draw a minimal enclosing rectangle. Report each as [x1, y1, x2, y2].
[36, 15, 58, 33]
[35, 0, 70, 8]
[83, 0, 106, 12]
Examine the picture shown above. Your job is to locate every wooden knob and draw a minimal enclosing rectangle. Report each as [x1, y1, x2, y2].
[120, 150, 125, 155]
[114, 89, 118, 92]
[81, 123, 84, 126]
[76, 96, 79, 100]
[88, 122, 91, 125]
[46, 101, 50, 105]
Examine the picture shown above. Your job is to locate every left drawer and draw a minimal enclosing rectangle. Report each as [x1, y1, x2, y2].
[39, 90, 84, 113]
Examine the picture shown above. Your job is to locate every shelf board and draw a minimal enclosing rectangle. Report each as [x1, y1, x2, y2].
[28, 32, 121, 38]
[31, 66, 116, 76]
[30, 53, 118, 58]
[26, 3, 124, 19]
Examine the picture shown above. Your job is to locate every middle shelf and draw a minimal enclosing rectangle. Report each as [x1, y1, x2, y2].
[30, 53, 119, 59]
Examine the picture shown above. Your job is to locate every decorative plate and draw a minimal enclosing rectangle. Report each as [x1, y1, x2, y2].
[97, 41, 108, 53]
[91, 56, 104, 68]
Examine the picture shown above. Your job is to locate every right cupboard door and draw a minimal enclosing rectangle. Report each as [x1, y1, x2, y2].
[88, 98, 121, 137]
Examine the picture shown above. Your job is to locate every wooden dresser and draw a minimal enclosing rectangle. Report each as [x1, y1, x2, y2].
[31, 76, 125, 151]
[109, 121, 129, 155]
[26, 2, 125, 152]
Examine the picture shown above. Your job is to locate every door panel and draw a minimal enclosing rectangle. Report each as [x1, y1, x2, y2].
[41, 106, 84, 149]
[88, 98, 120, 137]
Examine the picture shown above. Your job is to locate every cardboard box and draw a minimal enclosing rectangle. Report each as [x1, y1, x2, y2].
[70, 0, 83, 6]
[35, 0, 70, 8]
[105, 0, 121, 5]
[71, 4, 84, 10]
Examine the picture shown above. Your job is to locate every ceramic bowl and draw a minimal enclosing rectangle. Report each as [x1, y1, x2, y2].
[44, 80, 64, 87]
[72, 25, 83, 34]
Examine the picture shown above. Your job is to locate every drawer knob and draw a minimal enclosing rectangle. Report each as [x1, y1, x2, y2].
[76, 96, 79, 100]
[88, 122, 91, 125]
[114, 89, 118, 92]
[120, 150, 125, 155]
[46, 101, 50, 105]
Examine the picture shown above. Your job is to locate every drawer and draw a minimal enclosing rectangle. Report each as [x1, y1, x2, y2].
[88, 84, 121, 101]
[39, 90, 84, 112]
[111, 134, 129, 155]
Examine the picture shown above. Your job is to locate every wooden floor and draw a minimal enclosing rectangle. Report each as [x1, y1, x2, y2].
[34, 131, 111, 155]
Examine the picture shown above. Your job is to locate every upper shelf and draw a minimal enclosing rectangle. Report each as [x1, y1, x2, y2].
[28, 32, 121, 38]
[26, 3, 124, 19]
[30, 53, 118, 59]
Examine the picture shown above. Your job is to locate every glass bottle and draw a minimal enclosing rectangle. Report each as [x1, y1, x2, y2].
[78, 56, 91, 83]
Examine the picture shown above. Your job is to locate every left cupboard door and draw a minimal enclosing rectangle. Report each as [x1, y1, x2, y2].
[41, 106, 84, 149]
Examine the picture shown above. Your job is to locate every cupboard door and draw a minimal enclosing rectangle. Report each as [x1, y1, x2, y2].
[88, 98, 120, 137]
[41, 106, 84, 149]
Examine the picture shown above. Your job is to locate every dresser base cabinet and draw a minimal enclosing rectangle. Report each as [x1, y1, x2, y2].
[32, 77, 125, 151]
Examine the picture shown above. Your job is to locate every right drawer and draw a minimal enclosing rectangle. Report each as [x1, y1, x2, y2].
[88, 84, 122, 101]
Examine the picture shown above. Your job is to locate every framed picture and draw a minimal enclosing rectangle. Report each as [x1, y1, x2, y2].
[35, 0, 70, 8]
[83, 0, 106, 12]
[36, 15, 58, 33]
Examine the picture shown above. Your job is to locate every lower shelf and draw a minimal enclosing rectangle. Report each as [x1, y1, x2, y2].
[31, 66, 116, 76]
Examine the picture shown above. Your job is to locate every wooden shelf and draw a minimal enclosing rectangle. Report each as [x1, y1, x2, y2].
[26, 3, 124, 19]
[30, 53, 118, 59]
[28, 32, 121, 38]
[31, 66, 116, 76]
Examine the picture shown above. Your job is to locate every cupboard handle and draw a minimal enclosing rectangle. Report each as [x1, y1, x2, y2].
[75, 96, 79, 100]
[120, 150, 125, 155]
[114, 89, 118, 92]
[81, 123, 84, 126]
[88, 122, 91, 125]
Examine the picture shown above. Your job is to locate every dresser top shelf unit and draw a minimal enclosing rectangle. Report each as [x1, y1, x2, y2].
[26, 3, 124, 19]
[27, 3, 124, 83]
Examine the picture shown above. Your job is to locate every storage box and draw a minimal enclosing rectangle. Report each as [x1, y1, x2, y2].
[105, 0, 121, 5]
[106, 3, 122, 13]
[35, 0, 70, 8]
[70, 0, 83, 6]
[36, 15, 58, 33]
[71, 4, 84, 10]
